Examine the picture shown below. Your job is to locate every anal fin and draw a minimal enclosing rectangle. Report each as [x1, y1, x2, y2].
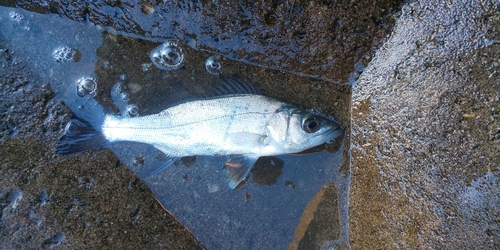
[224, 155, 258, 189]
[147, 157, 178, 175]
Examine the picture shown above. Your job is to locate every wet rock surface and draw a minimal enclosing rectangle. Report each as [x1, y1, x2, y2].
[351, 0, 500, 248]
[0, 5, 352, 249]
[88, 29, 352, 250]
[7, 0, 403, 83]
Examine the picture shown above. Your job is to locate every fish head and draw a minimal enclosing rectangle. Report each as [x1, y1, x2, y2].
[266, 105, 344, 154]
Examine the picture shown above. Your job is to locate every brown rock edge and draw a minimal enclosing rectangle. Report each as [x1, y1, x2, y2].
[350, 0, 500, 248]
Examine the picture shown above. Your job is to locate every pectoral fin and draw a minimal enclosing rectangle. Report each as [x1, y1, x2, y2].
[224, 155, 258, 189]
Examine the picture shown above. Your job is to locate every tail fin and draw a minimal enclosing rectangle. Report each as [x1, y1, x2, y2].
[56, 115, 108, 155]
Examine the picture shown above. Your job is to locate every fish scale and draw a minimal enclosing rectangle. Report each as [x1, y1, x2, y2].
[103, 94, 284, 157]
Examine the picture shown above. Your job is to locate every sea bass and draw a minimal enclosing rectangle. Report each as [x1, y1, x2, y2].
[57, 78, 344, 188]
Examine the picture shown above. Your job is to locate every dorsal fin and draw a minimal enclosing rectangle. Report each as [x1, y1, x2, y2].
[112, 78, 197, 116]
[111, 75, 258, 117]
[139, 79, 197, 115]
[202, 75, 259, 98]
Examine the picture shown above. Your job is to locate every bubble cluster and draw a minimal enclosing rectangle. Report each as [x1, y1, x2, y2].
[53, 46, 77, 63]
[110, 82, 140, 117]
[111, 82, 130, 116]
[76, 77, 97, 97]
[9, 12, 24, 22]
[141, 63, 152, 72]
[126, 104, 139, 116]
[205, 55, 222, 75]
[121, 92, 129, 101]
[103, 60, 111, 69]
[150, 40, 184, 70]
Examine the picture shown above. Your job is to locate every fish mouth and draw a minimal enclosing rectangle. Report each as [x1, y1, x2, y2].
[322, 126, 344, 144]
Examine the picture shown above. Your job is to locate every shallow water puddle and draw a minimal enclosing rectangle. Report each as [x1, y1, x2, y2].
[0, 6, 351, 249]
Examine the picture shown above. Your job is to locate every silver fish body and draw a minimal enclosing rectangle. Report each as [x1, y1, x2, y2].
[58, 90, 343, 188]
[103, 94, 340, 157]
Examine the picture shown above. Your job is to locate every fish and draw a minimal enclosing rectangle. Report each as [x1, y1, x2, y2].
[56, 77, 344, 189]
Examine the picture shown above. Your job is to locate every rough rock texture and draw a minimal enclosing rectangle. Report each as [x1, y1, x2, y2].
[350, 0, 500, 248]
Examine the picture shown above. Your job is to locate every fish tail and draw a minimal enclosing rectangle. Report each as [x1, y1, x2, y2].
[56, 114, 109, 155]
[56, 94, 110, 155]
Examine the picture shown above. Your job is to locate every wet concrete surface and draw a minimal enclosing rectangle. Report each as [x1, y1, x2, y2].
[350, 0, 500, 248]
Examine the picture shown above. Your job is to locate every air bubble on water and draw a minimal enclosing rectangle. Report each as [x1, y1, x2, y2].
[111, 82, 132, 116]
[111, 81, 123, 94]
[126, 104, 139, 117]
[64, 121, 78, 137]
[141, 63, 152, 72]
[103, 61, 111, 69]
[208, 183, 220, 193]
[150, 40, 184, 70]
[53, 46, 76, 63]
[205, 55, 222, 75]
[76, 77, 97, 97]
[120, 74, 127, 81]
[10, 12, 24, 23]
[186, 37, 197, 49]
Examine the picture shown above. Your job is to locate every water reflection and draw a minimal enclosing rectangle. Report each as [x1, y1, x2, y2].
[13, 0, 402, 83]
[0, 6, 351, 249]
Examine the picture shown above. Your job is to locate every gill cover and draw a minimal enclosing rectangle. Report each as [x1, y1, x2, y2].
[266, 105, 343, 153]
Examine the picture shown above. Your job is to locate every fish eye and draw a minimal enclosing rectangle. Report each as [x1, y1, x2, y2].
[302, 116, 320, 133]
